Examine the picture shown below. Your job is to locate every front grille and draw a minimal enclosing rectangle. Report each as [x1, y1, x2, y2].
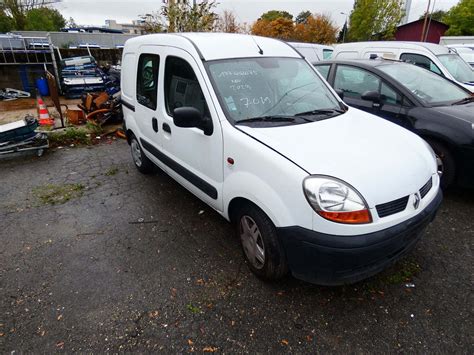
[419, 177, 432, 199]
[376, 196, 409, 218]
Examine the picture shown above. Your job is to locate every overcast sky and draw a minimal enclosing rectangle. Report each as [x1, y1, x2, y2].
[53, 0, 460, 28]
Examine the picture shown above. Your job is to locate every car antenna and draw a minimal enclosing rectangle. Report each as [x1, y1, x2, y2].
[251, 36, 264, 55]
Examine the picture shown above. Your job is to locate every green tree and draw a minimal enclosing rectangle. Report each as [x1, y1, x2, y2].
[24, 7, 66, 31]
[295, 10, 311, 24]
[162, 0, 217, 32]
[347, 0, 404, 41]
[0, 10, 14, 32]
[444, 0, 474, 36]
[259, 10, 293, 21]
[419, 9, 447, 22]
[2, 1, 63, 30]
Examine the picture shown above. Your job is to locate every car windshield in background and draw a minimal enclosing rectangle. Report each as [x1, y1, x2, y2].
[378, 63, 470, 106]
[437, 54, 474, 83]
[207, 57, 341, 124]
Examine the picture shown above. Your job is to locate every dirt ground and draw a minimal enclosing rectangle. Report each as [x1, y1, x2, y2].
[0, 141, 473, 353]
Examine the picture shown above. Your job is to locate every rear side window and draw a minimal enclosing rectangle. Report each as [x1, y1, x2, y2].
[334, 65, 380, 99]
[137, 53, 160, 110]
[323, 49, 333, 59]
[400, 53, 442, 75]
[315, 64, 331, 80]
[164, 56, 210, 118]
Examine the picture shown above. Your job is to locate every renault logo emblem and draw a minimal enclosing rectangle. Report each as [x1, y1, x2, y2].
[413, 193, 421, 210]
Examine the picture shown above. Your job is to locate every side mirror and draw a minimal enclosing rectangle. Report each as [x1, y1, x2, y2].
[361, 90, 385, 103]
[173, 107, 213, 136]
[335, 89, 344, 101]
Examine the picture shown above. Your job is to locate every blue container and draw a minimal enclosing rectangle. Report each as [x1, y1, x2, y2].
[36, 78, 50, 96]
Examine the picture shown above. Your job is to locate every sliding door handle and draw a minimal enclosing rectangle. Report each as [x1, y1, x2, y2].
[152, 117, 158, 132]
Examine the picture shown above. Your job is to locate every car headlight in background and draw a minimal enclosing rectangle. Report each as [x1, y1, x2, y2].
[303, 176, 372, 224]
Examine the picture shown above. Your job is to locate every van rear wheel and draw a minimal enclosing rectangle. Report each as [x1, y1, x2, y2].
[236, 204, 288, 281]
[130, 135, 154, 174]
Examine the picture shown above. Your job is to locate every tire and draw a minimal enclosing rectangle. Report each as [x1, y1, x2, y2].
[235, 204, 288, 281]
[427, 139, 455, 189]
[130, 135, 154, 174]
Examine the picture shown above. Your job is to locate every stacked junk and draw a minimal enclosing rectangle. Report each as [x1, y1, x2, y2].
[0, 55, 122, 157]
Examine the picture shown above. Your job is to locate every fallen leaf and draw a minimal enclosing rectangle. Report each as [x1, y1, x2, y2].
[56, 341, 65, 349]
[148, 310, 159, 319]
[57, 314, 63, 321]
[306, 335, 312, 342]
[188, 339, 194, 345]
[203, 346, 218, 352]
[281, 339, 289, 346]
[0, 333, 4, 337]
[196, 279, 205, 286]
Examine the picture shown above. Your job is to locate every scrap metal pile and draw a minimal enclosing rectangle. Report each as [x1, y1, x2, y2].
[60, 56, 120, 99]
[77, 91, 122, 126]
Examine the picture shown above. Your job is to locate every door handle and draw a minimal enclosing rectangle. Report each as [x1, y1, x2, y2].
[152, 117, 158, 132]
[163, 123, 171, 134]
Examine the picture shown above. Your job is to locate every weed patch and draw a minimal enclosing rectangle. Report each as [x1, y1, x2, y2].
[33, 183, 85, 205]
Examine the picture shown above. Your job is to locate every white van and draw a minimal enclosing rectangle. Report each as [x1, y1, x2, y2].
[333, 41, 474, 92]
[288, 42, 333, 64]
[121, 33, 441, 285]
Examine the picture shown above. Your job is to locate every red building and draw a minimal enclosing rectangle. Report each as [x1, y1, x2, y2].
[395, 18, 449, 44]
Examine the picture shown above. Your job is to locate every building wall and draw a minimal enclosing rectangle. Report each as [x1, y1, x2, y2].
[395, 21, 448, 44]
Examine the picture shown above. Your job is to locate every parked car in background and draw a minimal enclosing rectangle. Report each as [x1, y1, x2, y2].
[332, 41, 474, 93]
[122, 33, 441, 285]
[315, 58, 474, 189]
[447, 45, 474, 68]
[288, 42, 333, 64]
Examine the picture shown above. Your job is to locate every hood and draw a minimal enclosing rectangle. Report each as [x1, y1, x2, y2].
[238, 108, 436, 207]
[428, 102, 474, 124]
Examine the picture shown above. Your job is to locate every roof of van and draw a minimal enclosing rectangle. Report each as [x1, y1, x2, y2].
[124, 33, 302, 61]
[288, 42, 333, 50]
[334, 41, 450, 55]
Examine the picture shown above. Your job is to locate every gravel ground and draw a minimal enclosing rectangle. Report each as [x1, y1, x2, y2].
[0, 141, 472, 353]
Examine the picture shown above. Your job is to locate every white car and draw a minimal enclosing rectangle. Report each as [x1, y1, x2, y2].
[288, 42, 333, 64]
[121, 33, 442, 285]
[333, 41, 474, 93]
[447, 45, 474, 68]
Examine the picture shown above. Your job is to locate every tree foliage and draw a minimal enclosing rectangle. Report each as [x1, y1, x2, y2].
[162, 0, 218, 33]
[295, 10, 311, 24]
[1, 0, 61, 30]
[251, 17, 294, 40]
[216, 10, 240, 33]
[293, 14, 338, 44]
[347, 0, 404, 41]
[24, 7, 65, 31]
[259, 10, 293, 21]
[444, 0, 474, 36]
[0, 9, 14, 32]
[419, 10, 447, 22]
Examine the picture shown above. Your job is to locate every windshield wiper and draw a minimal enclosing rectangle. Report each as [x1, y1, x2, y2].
[294, 108, 345, 116]
[452, 96, 474, 105]
[236, 115, 296, 124]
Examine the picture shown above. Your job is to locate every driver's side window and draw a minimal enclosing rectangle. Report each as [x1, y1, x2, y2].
[137, 53, 160, 110]
[164, 56, 210, 119]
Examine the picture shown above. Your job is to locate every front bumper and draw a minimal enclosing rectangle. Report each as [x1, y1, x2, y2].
[278, 189, 443, 286]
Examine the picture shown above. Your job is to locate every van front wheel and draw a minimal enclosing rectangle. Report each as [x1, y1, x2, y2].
[236, 204, 288, 281]
[130, 136, 154, 174]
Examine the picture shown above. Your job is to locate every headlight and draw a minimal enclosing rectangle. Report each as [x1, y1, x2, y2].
[303, 176, 372, 224]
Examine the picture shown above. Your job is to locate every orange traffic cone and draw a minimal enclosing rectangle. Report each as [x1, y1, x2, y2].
[37, 97, 54, 126]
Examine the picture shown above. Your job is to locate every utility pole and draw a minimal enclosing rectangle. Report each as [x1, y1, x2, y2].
[340, 12, 349, 43]
[420, 0, 431, 42]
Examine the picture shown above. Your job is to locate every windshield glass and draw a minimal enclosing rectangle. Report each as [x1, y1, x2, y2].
[437, 54, 474, 83]
[207, 57, 341, 123]
[378, 63, 470, 106]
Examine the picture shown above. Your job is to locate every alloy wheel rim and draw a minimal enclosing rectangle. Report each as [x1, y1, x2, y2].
[239, 215, 265, 269]
[131, 140, 142, 167]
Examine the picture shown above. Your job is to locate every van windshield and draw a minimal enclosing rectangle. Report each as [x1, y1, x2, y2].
[437, 54, 474, 83]
[207, 57, 342, 124]
[378, 63, 470, 106]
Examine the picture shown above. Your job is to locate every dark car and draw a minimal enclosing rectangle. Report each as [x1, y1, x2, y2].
[315, 58, 474, 189]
